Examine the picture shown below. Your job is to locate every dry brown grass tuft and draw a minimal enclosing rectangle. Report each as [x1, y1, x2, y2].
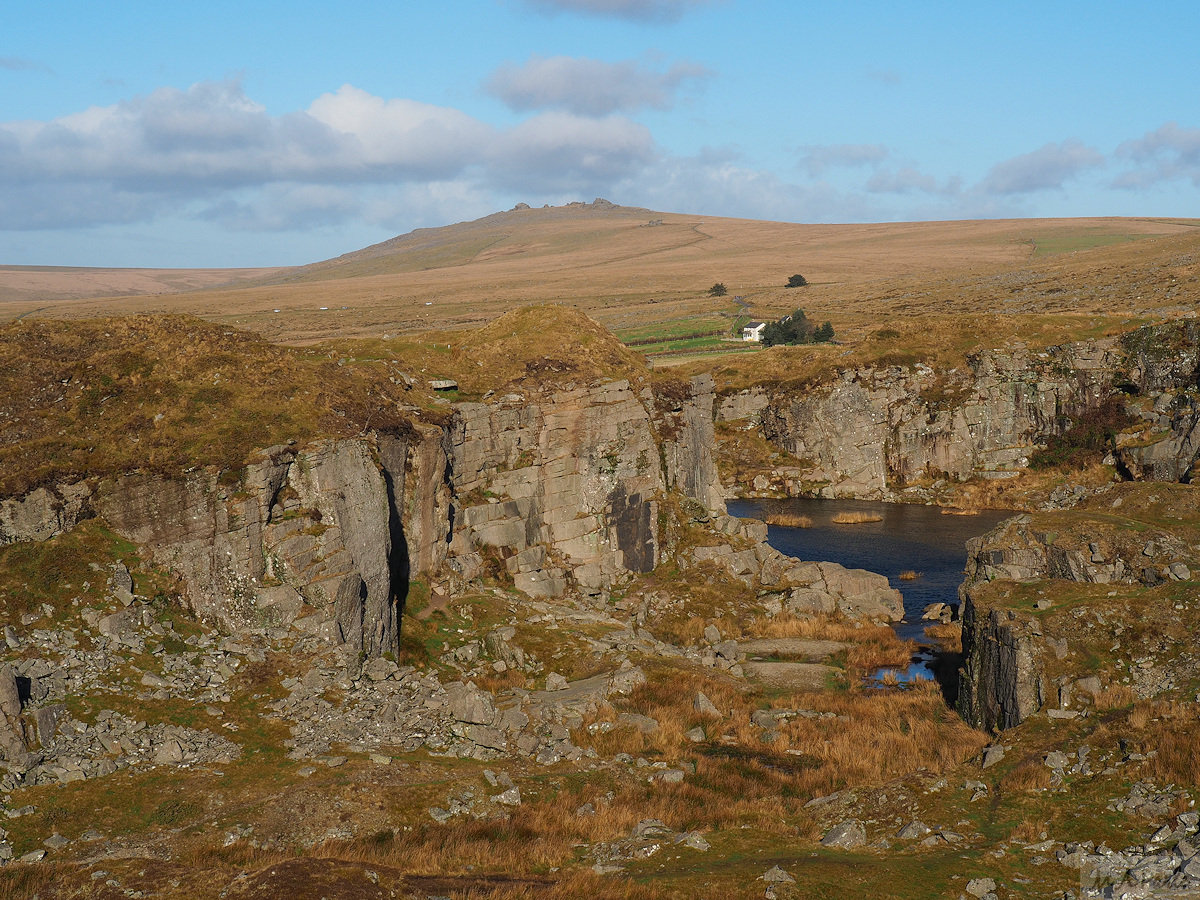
[765, 512, 813, 528]
[831, 511, 883, 524]
[898, 570, 922, 580]
[940, 507, 980, 516]
[1092, 685, 1136, 710]
[1009, 819, 1049, 844]
[923, 622, 963, 653]
[773, 681, 988, 794]
[744, 614, 914, 673]
[1112, 701, 1200, 786]
[1151, 731, 1200, 787]
[0, 315, 418, 498]
[999, 757, 1054, 793]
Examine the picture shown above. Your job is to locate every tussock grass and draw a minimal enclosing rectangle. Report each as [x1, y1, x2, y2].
[0, 316, 416, 498]
[898, 570, 921, 580]
[579, 657, 985, 809]
[1102, 701, 1200, 787]
[924, 622, 963, 653]
[744, 614, 915, 672]
[765, 512, 813, 528]
[999, 756, 1054, 793]
[773, 681, 988, 794]
[831, 511, 882, 524]
[1092, 685, 1136, 710]
[940, 506, 980, 516]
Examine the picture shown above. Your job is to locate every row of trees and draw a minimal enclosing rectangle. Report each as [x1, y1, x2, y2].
[761, 309, 834, 346]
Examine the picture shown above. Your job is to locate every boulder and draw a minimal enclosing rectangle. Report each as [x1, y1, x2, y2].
[821, 819, 867, 849]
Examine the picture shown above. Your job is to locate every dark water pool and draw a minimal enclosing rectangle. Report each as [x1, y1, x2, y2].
[727, 496, 1013, 682]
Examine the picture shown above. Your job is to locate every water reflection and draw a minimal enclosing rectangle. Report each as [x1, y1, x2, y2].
[727, 496, 1012, 686]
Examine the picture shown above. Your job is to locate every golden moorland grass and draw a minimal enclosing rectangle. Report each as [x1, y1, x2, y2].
[0, 305, 655, 498]
[764, 512, 813, 527]
[2, 207, 1197, 355]
[831, 511, 883, 524]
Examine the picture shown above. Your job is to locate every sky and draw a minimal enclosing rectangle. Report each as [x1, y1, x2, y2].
[2, 0, 1198, 268]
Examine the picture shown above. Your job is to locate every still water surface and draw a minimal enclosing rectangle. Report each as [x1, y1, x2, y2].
[727, 497, 1013, 680]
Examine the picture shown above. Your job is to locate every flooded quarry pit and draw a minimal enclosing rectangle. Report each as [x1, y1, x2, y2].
[727, 497, 1012, 694]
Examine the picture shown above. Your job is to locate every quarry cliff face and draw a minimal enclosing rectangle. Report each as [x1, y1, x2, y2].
[0, 373, 725, 657]
[723, 321, 1200, 500]
[730, 342, 1120, 499]
[956, 482, 1200, 732]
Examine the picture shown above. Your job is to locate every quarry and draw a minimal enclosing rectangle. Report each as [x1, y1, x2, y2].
[1, 207, 1199, 899]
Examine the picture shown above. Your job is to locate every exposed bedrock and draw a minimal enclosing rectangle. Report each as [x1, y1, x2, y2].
[721, 321, 1200, 500]
[957, 595, 1044, 732]
[956, 482, 1200, 731]
[444, 374, 724, 597]
[95, 439, 404, 658]
[0, 372, 731, 649]
[740, 342, 1120, 499]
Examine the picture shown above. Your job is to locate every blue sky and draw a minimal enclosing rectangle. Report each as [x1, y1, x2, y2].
[2, 0, 1197, 267]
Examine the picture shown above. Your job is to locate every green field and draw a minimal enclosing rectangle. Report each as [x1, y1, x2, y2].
[1030, 231, 1147, 257]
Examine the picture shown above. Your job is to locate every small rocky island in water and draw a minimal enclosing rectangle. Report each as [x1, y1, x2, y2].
[2, 214, 1200, 899]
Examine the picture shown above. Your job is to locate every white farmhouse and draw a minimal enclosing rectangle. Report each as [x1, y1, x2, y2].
[742, 321, 766, 342]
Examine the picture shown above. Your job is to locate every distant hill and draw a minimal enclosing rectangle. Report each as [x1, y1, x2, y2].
[1, 202, 1197, 348]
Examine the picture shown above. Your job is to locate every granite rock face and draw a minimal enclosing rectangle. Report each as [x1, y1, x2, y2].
[956, 482, 1200, 732]
[0, 371, 729, 649]
[0, 483, 92, 546]
[724, 321, 1200, 500]
[957, 596, 1045, 732]
[96, 439, 403, 658]
[1113, 321, 1200, 482]
[446, 379, 669, 596]
[655, 373, 727, 514]
[748, 343, 1119, 499]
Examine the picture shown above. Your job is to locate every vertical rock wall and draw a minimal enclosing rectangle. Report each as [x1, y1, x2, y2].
[742, 343, 1121, 498]
[655, 373, 727, 514]
[445, 380, 667, 596]
[957, 592, 1045, 732]
[95, 440, 402, 658]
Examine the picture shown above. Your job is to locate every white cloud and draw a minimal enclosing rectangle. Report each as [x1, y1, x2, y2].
[615, 151, 883, 223]
[798, 143, 889, 177]
[1114, 122, 1200, 188]
[0, 80, 661, 232]
[201, 183, 363, 232]
[488, 112, 657, 192]
[486, 55, 710, 115]
[980, 139, 1104, 195]
[307, 85, 494, 174]
[867, 167, 962, 197]
[523, 0, 716, 21]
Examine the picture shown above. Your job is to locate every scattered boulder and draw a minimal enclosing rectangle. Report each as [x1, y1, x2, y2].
[821, 819, 867, 849]
[763, 865, 795, 883]
[693, 692, 723, 718]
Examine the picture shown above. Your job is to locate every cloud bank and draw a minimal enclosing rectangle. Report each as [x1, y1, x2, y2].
[0, 80, 656, 231]
[1, 76, 1194, 262]
[486, 55, 709, 115]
